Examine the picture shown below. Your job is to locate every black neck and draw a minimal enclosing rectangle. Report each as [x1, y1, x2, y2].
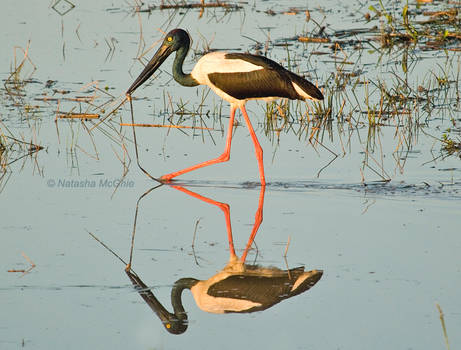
[171, 277, 198, 315]
[172, 45, 199, 87]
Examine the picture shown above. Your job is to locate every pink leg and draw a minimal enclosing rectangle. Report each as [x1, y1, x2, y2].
[240, 185, 266, 262]
[160, 105, 237, 182]
[170, 185, 237, 259]
[240, 104, 266, 186]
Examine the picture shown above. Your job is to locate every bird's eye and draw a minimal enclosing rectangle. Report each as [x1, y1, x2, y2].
[167, 36, 173, 42]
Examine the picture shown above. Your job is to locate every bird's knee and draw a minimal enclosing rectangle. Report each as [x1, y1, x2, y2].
[218, 153, 230, 162]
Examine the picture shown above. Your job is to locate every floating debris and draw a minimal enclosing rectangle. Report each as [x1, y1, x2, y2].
[135, 0, 242, 13]
[57, 113, 100, 119]
[120, 123, 215, 130]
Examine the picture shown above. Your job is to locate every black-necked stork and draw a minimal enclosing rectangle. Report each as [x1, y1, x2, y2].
[125, 183, 323, 334]
[126, 262, 323, 334]
[127, 28, 323, 185]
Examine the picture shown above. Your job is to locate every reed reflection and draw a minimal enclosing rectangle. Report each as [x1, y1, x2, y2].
[126, 184, 322, 335]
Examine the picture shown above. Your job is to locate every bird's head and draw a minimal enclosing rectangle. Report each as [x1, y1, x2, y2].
[159, 311, 189, 335]
[126, 28, 191, 95]
[126, 269, 197, 335]
[162, 28, 191, 52]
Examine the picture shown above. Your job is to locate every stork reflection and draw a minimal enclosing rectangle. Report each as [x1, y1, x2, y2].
[125, 184, 322, 335]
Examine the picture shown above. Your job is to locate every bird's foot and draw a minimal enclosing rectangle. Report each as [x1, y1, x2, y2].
[159, 174, 175, 183]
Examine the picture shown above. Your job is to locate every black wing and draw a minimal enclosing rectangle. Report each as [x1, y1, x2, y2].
[208, 53, 323, 101]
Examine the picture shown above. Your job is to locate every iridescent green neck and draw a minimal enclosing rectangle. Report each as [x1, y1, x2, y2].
[173, 45, 199, 87]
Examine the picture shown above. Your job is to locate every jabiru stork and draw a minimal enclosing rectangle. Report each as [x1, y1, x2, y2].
[126, 28, 323, 185]
[126, 262, 323, 334]
[125, 184, 322, 334]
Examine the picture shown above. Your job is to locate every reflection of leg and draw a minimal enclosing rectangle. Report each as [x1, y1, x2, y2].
[221, 203, 236, 259]
[240, 104, 266, 186]
[160, 105, 237, 182]
[128, 185, 163, 270]
[171, 185, 236, 259]
[241, 185, 266, 262]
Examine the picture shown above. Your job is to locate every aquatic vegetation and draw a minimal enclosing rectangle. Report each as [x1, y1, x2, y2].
[441, 131, 461, 158]
[368, 0, 461, 50]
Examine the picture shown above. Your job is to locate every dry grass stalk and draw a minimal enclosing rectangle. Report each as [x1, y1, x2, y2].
[120, 123, 214, 130]
[298, 37, 330, 43]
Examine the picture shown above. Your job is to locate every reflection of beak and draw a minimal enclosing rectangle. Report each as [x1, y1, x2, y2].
[126, 43, 174, 95]
[125, 269, 172, 322]
[125, 269, 187, 334]
[141, 289, 176, 328]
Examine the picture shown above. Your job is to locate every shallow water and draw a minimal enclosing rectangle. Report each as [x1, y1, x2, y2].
[1, 1, 460, 349]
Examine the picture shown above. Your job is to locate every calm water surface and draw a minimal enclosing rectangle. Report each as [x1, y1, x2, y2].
[1, 1, 460, 349]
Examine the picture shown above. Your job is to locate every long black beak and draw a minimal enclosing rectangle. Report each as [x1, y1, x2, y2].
[125, 269, 188, 334]
[126, 43, 174, 95]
